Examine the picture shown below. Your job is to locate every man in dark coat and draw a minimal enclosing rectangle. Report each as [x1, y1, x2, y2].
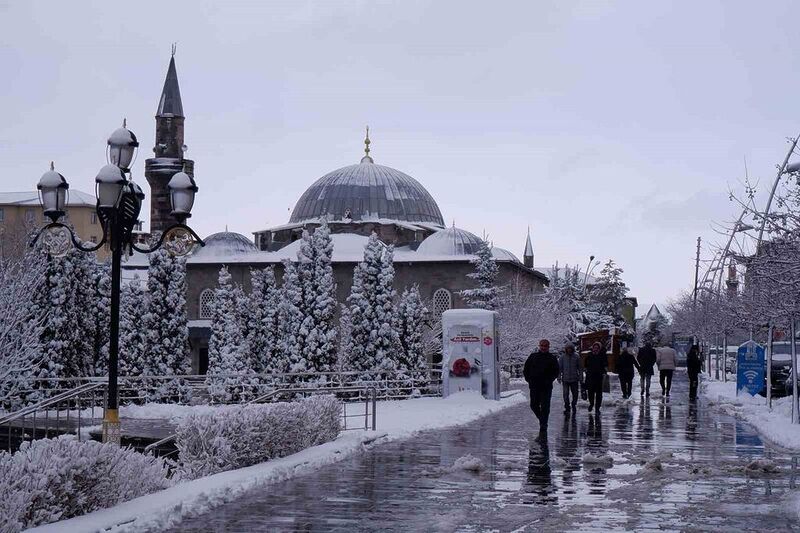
[616, 347, 641, 399]
[637, 342, 658, 397]
[524, 339, 560, 442]
[686, 344, 703, 400]
[584, 342, 608, 414]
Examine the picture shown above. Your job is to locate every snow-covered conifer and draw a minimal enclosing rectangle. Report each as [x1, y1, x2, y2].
[589, 259, 631, 334]
[245, 267, 281, 374]
[143, 248, 190, 377]
[206, 266, 255, 402]
[87, 262, 110, 376]
[119, 276, 147, 376]
[396, 286, 429, 392]
[297, 222, 338, 374]
[344, 233, 400, 381]
[460, 239, 501, 310]
[278, 260, 306, 374]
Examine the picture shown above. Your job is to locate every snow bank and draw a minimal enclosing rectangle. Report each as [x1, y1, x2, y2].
[701, 380, 800, 451]
[31, 390, 525, 532]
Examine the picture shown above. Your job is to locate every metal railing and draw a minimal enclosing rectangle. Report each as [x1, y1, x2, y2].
[0, 382, 107, 453]
[144, 385, 378, 459]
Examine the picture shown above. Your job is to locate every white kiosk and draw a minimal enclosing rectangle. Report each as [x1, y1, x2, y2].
[441, 309, 500, 400]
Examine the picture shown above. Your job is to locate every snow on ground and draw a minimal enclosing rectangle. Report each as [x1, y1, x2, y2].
[30, 390, 525, 533]
[701, 379, 800, 451]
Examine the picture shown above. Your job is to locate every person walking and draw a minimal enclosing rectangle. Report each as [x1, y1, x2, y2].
[584, 342, 608, 414]
[523, 339, 560, 442]
[656, 345, 677, 397]
[616, 346, 640, 399]
[686, 344, 703, 400]
[637, 342, 657, 397]
[558, 343, 583, 413]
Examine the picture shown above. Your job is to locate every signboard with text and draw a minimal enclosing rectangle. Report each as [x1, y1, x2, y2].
[736, 341, 765, 396]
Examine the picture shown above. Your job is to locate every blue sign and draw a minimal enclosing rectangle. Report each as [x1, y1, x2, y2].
[736, 341, 765, 396]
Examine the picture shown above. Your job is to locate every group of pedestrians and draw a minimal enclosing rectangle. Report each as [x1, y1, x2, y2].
[523, 339, 705, 441]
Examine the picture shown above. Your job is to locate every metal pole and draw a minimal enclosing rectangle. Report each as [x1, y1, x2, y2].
[723, 332, 728, 383]
[792, 319, 798, 424]
[767, 323, 773, 408]
[693, 237, 701, 308]
[757, 134, 800, 246]
[715, 335, 720, 380]
[102, 230, 122, 445]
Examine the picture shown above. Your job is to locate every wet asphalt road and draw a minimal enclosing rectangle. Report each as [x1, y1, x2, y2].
[169, 372, 800, 532]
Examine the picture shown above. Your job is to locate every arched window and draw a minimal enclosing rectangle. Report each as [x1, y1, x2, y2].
[432, 288, 452, 317]
[199, 289, 215, 319]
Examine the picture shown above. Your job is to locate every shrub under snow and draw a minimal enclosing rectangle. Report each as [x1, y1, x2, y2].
[175, 395, 341, 480]
[0, 437, 172, 532]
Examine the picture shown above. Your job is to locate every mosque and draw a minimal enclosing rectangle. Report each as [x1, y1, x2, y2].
[129, 56, 548, 373]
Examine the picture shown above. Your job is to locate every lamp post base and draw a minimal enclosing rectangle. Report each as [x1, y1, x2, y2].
[102, 408, 121, 445]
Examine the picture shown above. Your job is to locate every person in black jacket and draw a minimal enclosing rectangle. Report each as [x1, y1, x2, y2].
[524, 339, 560, 442]
[584, 342, 608, 414]
[616, 347, 641, 399]
[637, 342, 657, 397]
[686, 344, 703, 400]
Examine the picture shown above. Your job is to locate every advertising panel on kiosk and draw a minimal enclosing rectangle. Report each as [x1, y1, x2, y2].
[442, 309, 500, 400]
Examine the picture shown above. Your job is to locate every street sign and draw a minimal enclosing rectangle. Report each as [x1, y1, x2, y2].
[736, 341, 765, 396]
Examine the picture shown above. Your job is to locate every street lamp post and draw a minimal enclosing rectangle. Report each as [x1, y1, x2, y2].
[32, 121, 204, 445]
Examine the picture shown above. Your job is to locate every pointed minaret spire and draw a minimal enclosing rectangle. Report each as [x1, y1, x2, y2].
[360, 126, 373, 163]
[157, 53, 184, 117]
[523, 226, 534, 268]
[146, 52, 193, 233]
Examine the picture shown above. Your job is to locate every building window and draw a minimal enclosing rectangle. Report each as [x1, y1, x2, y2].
[199, 289, 215, 319]
[25, 209, 35, 223]
[91, 213, 98, 225]
[432, 288, 452, 317]
[0, 208, 4, 222]
[90, 236, 97, 244]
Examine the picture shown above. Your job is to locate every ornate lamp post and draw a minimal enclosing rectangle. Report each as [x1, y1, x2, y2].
[32, 120, 204, 444]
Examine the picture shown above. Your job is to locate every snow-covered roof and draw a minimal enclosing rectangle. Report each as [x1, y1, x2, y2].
[417, 226, 484, 255]
[0, 190, 96, 207]
[190, 231, 258, 260]
[256, 217, 433, 234]
[123, 231, 532, 267]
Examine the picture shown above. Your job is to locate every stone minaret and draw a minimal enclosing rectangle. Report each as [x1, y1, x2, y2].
[145, 50, 194, 233]
[523, 227, 534, 268]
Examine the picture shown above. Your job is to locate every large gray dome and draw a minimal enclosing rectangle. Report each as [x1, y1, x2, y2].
[289, 161, 445, 226]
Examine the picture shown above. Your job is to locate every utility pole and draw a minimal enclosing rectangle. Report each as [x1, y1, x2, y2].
[693, 237, 701, 308]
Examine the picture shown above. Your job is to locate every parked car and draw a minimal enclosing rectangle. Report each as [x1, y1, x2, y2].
[763, 341, 794, 398]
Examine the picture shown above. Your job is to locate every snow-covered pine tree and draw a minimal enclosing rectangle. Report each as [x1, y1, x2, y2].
[278, 259, 306, 375]
[143, 247, 190, 401]
[0, 254, 45, 409]
[206, 266, 255, 402]
[119, 276, 147, 377]
[460, 239, 501, 310]
[29, 247, 96, 386]
[589, 259, 631, 334]
[396, 286, 429, 394]
[245, 267, 281, 374]
[87, 262, 110, 376]
[344, 233, 400, 382]
[297, 222, 338, 375]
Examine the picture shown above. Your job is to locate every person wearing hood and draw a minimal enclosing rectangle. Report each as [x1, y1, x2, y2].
[558, 343, 583, 413]
[656, 345, 678, 397]
[637, 342, 657, 397]
[584, 342, 608, 414]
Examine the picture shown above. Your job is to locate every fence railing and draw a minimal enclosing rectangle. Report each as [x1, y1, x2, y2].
[0, 382, 107, 453]
[8, 368, 442, 408]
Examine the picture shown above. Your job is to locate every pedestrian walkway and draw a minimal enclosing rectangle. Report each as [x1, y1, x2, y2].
[170, 372, 800, 532]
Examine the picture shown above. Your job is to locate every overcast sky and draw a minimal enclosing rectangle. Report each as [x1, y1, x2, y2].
[2, 0, 800, 313]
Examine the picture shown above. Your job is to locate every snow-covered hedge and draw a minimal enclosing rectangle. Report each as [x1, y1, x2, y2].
[0, 437, 171, 532]
[175, 395, 341, 480]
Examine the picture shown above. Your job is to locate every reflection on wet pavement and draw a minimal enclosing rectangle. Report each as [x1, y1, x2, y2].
[170, 373, 800, 532]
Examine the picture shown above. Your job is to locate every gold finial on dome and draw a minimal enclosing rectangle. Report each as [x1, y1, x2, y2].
[361, 125, 373, 163]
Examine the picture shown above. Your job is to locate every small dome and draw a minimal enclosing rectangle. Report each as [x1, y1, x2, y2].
[416, 227, 484, 256]
[290, 161, 444, 226]
[492, 247, 520, 263]
[193, 231, 257, 258]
